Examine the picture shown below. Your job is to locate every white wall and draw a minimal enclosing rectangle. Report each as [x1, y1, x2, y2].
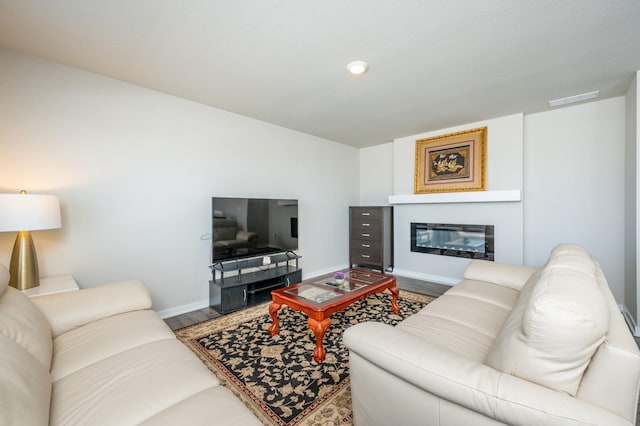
[359, 142, 393, 206]
[524, 97, 626, 301]
[0, 48, 359, 315]
[388, 114, 524, 283]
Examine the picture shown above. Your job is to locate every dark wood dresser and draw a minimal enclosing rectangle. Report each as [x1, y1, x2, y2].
[349, 206, 394, 272]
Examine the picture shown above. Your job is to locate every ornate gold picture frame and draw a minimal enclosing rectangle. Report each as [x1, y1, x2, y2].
[414, 127, 487, 194]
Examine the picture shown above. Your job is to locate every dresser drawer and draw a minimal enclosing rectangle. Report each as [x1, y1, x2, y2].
[351, 249, 382, 264]
[351, 240, 382, 252]
[351, 217, 382, 231]
[351, 229, 381, 241]
[350, 208, 382, 221]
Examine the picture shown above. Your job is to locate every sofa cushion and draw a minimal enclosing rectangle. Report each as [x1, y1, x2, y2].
[0, 335, 52, 426]
[51, 309, 177, 381]
[464, 260, 539, 291]
[31, 280, 152, 338]
[0, 286, 53, 370]
[485, 244, 609, 396]
[50, 338, 220, 425]
[139, 386, 262, 425]
[398, 280, 518, 362]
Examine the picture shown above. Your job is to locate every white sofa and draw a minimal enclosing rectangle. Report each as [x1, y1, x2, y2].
[0, 264, 260, 425]
[344, 244, 640, 425]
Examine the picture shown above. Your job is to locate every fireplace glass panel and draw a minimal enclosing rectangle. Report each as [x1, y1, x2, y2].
[411, 223, 494, 260]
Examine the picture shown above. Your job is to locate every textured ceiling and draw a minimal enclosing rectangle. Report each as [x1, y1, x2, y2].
[1, 0, 639, 147]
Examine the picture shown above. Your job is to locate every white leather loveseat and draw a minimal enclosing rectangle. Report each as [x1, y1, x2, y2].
[344, 244, 640, 425]
[0, 264, 260, 425]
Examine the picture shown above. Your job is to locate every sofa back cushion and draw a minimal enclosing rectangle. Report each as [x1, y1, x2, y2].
[0, 270, 53, 370]
[0, 334, 52, 425]
[485, 244, 609, 395]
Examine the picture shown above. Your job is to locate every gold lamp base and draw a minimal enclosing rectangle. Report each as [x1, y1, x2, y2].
[9, 230, 40, 290]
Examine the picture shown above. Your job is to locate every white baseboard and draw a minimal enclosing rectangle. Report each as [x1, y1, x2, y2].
[619, 303, 640, 337]
[391, 268, 458, 286]
[156, 298, 210, 319]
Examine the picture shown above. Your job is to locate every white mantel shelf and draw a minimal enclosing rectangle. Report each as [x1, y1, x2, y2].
[388, 190, 521, 205]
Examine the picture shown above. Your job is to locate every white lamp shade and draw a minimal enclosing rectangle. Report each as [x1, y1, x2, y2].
[0, 194, 62, 232]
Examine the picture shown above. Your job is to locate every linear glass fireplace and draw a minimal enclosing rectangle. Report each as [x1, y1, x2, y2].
[411, 223, 494, 261]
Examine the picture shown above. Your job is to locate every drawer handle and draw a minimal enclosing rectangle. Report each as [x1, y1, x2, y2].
[361, 254, 371, 259]
[361, 212, 371, 216]
[362, 223, 370, 227]
[361, 244, 370, 248]
[361, 233, 370, 237]
[243, 288, 247, 301]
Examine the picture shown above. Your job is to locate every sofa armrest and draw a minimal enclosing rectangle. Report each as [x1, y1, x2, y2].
[463, 260, 539, 291]
[30, 280, 152, 338]
[344, 322, 630, 426]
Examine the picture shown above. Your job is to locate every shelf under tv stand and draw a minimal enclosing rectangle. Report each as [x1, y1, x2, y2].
[209, 251, 302, 314]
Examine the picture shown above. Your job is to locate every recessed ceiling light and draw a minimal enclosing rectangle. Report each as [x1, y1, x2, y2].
[347, 60, 368, 75]
[548, 90, 600, 107]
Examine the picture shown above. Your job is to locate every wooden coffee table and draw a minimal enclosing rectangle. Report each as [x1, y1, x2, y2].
[269, 269, 399, 363]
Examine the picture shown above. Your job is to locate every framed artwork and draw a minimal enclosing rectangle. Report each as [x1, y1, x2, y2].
[414, 126, 487, 194]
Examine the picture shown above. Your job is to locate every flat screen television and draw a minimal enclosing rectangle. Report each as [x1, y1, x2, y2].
[211, 197, 298, 262]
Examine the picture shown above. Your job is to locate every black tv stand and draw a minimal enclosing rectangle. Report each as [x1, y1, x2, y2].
[209, 251, 302, 314]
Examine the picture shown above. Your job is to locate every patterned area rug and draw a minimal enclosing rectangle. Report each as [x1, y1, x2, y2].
[175, 290, 434, 425]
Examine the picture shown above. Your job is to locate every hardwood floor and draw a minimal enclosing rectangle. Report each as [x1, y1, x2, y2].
[164, 275, 640, 425]
[164, 306, 220, 331]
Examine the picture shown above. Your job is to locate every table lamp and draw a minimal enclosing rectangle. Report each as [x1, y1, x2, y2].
[0, 191, 62, 290]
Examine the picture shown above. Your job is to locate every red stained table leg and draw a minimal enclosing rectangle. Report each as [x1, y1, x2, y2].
[269, 302, 281, 335]
[389, 285, 400, 314]
[308, 317, 331, 362]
